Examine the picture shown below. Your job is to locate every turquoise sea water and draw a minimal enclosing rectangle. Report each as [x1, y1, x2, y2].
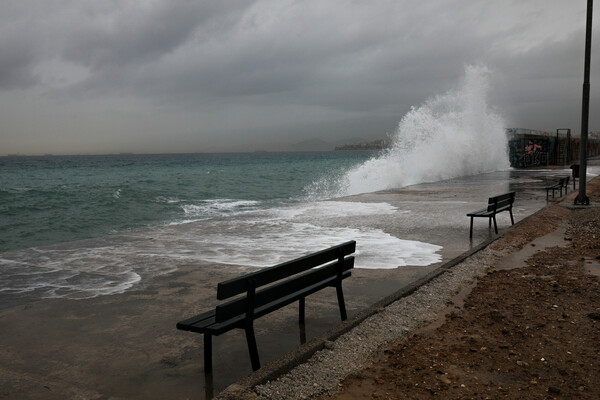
[0, 151, 376, 253]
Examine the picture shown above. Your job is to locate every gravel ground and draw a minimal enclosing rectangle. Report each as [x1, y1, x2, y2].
[251, 247, 504, 399]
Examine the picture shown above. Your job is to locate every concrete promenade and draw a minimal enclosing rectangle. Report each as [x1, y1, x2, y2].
[0, 162, 598, 400]
[229, 164, 600, 399]
[320, 176, 600, 399]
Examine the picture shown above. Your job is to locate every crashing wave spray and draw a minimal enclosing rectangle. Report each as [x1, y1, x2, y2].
[309, 65, 510, 198]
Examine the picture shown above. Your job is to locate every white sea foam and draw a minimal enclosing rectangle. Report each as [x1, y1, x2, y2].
[0, 245, 166, 301]
[307, 65, 509, 198]
[270, 200, 401, 220]
[168, 201, 441, 269]
[0, 200, 441, 303]
[180, 199, 261, 218]
[187, 223, 440, 269]
[155, 196, 182, 204]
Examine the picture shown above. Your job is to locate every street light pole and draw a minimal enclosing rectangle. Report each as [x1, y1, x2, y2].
[575, 0, 593, 205]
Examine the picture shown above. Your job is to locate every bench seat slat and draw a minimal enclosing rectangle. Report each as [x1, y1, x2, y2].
[468, 203, 512, 217]
[467, 208, 491, 217]
[176, 310, 216, 331]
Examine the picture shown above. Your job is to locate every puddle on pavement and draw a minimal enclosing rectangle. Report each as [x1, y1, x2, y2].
[495, 224, 569, 271]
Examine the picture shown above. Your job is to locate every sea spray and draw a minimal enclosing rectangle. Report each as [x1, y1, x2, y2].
[307, 65, 510, 198]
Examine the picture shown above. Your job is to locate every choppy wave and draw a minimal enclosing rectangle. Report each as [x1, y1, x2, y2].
[0, 199, 442, 306]
[180, 199, 262, 219]
[306, 65, 509, 198]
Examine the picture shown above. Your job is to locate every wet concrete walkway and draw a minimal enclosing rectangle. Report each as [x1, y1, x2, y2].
[203, 163, 600, 396]
[1, 163, 599, 400]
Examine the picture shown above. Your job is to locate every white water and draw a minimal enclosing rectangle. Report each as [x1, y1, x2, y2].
[310, 65, 510, 198]
[0, 200, 442, 303]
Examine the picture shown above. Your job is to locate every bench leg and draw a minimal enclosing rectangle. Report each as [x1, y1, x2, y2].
[492, 216, 498, 234]
[299, 297, 305, 325]
[299, 323, 307, 345]
[469, 217, 474, 238]
[335, 282, 348, 321]
[245, 324, 260, 371]
[204, 333, 212, 374]
[509, 209, 515, 225]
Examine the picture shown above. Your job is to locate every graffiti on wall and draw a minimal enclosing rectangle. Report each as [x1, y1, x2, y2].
[509, 139, 550, 167]
[506, 128, 600, 167]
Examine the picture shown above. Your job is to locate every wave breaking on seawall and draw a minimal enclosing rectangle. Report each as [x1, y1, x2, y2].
[308, 65, 510, 199]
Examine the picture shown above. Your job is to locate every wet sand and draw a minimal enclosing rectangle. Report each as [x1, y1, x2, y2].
[0, 165, 596, 399]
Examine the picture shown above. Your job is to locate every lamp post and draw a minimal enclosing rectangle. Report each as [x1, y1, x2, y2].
[575, 0, 593, 205]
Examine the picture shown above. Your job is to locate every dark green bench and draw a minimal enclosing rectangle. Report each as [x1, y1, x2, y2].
[545, 176, 570, 200]
[176, 241, 356, 373]
[467, 192, 515, 237]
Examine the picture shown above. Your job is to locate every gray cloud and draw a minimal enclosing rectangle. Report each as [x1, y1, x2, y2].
[1, 0, 598, 155]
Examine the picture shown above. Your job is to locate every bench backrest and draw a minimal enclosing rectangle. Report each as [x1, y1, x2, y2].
[487, 192, 515, 212]
[216, 240, 355, 299]
[214, 241, 356, 323]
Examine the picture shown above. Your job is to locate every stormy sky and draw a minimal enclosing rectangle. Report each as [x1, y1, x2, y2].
[1, 0, 599, 155]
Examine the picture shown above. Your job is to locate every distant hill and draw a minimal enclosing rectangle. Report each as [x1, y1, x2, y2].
[284, 136, 392, 152]
[335, 138, 391, 150]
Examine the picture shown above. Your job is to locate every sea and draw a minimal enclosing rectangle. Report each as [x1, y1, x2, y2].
[0, 151, 377, 254]
[0, 65, 510, 308]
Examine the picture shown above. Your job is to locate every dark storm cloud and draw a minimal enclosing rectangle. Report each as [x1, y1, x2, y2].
[490, 27, 599, 131]
[86, 0, 489, 114]
[64, 2, 255, 68]
[0, 38, 38, 90]
[0, 0, 597, 155]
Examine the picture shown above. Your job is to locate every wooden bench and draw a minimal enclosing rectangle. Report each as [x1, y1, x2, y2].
[467, 192, 515, 237]
[176, 241, 356, 373]
[545, 176, 570, 200]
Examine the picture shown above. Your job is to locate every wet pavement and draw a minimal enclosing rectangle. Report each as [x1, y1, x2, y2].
[200, 162, 600, 396]
[347, 167, 587, 261]
[2, 162, 599, 399]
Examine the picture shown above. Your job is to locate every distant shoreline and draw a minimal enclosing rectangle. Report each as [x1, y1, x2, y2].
[335, 138, 391, 151]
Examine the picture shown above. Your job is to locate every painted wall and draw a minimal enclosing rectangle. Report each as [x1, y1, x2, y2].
[507, 128, 600, 168]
